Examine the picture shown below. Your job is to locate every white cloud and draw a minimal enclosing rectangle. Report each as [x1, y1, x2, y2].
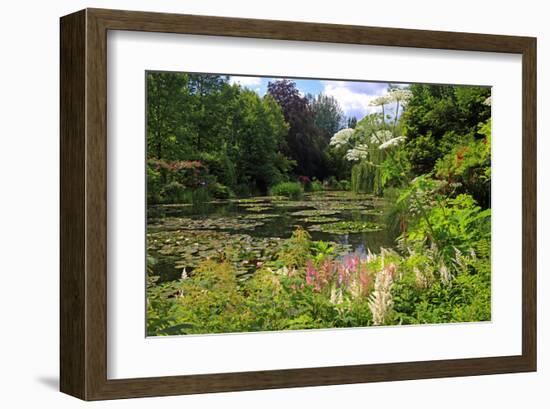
[322, 81, 386, 119]
[229, 76, 262, 87]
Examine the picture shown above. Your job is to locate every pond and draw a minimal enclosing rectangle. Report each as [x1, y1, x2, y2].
[147, 191, 397, 283]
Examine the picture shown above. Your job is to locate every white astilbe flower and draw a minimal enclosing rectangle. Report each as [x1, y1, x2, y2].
[329, 285, 343, 305]
[388, 88, 413, 106]
[370, 129, 393, 144]
[369, 95, 391, 106]
[379, 136, 406, 150]
[345, 145, 369, 161]
[414, 267, 429, 290]
[368, 264, 395, 325]
[439, 263, 452, 285]
[330, 128, 354, 148]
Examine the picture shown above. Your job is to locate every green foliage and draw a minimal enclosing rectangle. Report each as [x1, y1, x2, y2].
[308, 93, 345, 141]
[338, 179, 351, 191]
[146, 165, 162, 203]
[398, 176, 490, 263]
[380, 145, 411, 189]
[270, 182, 303, 199]
[145, 76, 493, 336]
[146, 73, 293, 200]
[147, 225, 490, 335]
[402, 84, 490, 175]
[435, 119, 491, 207]
[277, 227, 313, 268]
[351, 161, 376, 194]
[309, 220, 383, 234]
[310, 180, 324, 192]
[208, 182, 233, 199]
[161, 181, 186, 203]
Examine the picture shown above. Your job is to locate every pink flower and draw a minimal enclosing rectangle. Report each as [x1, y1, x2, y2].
[305, 260, 318, 288]
[359, 271, 370, 296]
[338, 264, 348, 287]
[319, 259, 335, 288]
[343, 254, 359, 273]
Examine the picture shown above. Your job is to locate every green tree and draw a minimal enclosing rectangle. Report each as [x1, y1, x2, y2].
[146, 71, 190, 160]
[233, 90, 291, 193]
[402, 84, 490, 175]
[267, 80, 326, 178]
[308, 93, 345, 142]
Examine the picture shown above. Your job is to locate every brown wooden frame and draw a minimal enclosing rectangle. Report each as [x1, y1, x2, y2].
[60, 8, 537, 400]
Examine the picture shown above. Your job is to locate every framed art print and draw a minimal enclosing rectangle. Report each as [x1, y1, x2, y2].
[60, 8, 536, 400]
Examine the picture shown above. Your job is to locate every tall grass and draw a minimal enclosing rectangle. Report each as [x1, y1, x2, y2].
[270, 182, 303, 200]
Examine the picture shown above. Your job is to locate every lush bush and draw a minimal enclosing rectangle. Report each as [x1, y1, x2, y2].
[161, 181, 186, 203]
[270, 182, 303, 199]
[435, 119, 491, 208]
[310, 180, 324, 192]
[337, 179, 351, 191]
[147, 165, 162, 203]
[208, 182, 234, 199]
[396, 175, 490, 265]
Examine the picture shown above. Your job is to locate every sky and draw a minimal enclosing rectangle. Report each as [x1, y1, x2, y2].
[228, 75, 404, 120]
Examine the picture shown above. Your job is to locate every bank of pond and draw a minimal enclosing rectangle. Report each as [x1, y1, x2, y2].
[147, 188, 491, 336]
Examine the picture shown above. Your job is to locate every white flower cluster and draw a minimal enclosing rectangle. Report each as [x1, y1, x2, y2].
[345, 145, 369, 161]
[368, 264, 395, 325]
[483, 96, 492, 106]
[370, 129, 393, 144]
[388, 88, 413, 106]
[329, 128, 354, 148]
[369, 88, 413, 108]
[378, 136, 406, 150]
[369, 95, 391, 107]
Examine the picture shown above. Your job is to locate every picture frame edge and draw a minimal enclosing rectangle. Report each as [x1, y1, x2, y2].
[59, 8, 537, 401]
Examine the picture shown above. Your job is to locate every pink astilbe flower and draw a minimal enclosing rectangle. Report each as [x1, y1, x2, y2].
[343, 254, 360, 273]
[359, 268, 371, 297]
[305, 260, 317, 286]
[337, 264, 348, 287]
[318, 258, 336, 289]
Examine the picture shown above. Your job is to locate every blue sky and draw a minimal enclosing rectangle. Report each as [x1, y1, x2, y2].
[228, 75, 405, 120]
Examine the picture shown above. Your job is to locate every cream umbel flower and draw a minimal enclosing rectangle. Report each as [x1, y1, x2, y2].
[388, 88, 413, 106]
[379, 136, 406, 150]
[330, 128, 354, 148]
[369, 95, 391, 106]
[345, 145, 369, 161]
[370, 129, 393, 144]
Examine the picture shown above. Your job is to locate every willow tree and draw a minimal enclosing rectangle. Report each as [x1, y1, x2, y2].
[329, 88, 412, 195]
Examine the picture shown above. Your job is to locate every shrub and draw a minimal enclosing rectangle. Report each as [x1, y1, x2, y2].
[147, 165, 162, 203]
[337, 179, 351, 191]
[270, 182, 303, 199]
[161, 181, 186, 203]
[209, 182, 234, 199]
[310, 180, 323, 192]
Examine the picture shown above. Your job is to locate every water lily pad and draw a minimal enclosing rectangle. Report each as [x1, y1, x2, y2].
[244, 205, 272, 212]
[360, 209, 384, 216]
[231, 196, 280, 204]
[308, 221, 383, 234]
[272, 200, 314, 208]
[239, 213, 279, 220]
[290, 209, 340, 217]
[149, 216, 264, 231]
[148, 229, 283, 278]
[300, 216, 341, 223]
